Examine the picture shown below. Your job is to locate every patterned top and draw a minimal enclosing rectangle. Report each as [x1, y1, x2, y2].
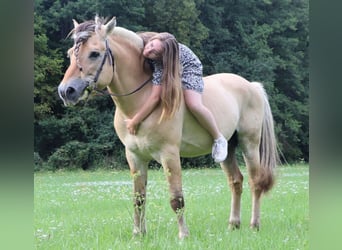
[149, 43, 204, 93]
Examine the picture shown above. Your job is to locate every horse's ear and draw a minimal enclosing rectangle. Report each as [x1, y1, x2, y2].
[72, 19, 79, 29]
[104, 17, 117, 35]
[94, 15, 103, 35]
[95, 15, 101, 26]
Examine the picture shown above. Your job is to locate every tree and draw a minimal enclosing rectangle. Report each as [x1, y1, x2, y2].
[34, 13, 64, 122]
[199, 0, 309, 162]
[143, 0, 208, 57]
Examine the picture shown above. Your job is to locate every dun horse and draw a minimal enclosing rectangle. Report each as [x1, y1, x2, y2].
[58, 16, 278, 239]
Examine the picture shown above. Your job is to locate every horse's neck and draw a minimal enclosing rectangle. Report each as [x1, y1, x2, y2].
[107, 28, 152, 116]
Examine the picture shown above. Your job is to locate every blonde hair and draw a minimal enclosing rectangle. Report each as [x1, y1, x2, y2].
[139, 32, 182, 122]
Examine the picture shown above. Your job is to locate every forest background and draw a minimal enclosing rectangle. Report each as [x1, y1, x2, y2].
[34, 0, 308, 171]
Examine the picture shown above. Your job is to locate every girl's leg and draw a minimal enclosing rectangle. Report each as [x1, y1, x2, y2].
[184, 90, 220, 138]
[184, 90, 228, 162]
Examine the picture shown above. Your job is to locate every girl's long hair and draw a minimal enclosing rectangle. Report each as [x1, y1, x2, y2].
[139, 32, 182, 122]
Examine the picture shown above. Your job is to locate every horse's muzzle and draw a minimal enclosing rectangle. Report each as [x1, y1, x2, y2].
[58, 78, 89, 106]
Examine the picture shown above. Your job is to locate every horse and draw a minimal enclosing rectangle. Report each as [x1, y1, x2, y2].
[58, 16, 278, 239]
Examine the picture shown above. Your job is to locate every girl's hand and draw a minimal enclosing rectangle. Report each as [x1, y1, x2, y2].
[125, 119, 139, 135]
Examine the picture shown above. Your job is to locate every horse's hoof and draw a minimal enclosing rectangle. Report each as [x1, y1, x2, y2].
[178, 230, 189, 240]
[249, 223, 260, 231]
[228, 222, 240, 231]
[133, 228, 146, 237]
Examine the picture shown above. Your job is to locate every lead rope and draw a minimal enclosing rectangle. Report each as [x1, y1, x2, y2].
[93, 76, 152, 97]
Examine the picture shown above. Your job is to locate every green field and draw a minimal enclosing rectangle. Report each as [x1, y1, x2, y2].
[34, 165, 308, 249]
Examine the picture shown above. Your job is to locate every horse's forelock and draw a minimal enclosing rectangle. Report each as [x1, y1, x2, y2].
[72, 21, 93, 41]
[73, 31, 92, 43]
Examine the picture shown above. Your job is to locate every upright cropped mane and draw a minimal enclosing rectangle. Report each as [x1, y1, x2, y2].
[112, 27, 144, 49]
[69, 16, 144, 49]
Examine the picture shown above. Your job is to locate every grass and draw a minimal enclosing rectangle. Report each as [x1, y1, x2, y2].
[34, 165, 309, 249]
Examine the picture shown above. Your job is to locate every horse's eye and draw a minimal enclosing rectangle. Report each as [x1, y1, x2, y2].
[89, 51, 100, 59]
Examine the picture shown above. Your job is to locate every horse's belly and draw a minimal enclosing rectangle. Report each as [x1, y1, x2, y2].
[179, 144, 211, 158]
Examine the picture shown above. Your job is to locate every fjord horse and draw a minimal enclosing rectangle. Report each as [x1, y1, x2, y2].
[58, 16, 278, 239]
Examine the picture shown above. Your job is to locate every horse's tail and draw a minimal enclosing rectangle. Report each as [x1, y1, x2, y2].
[251, 82, 279, 193]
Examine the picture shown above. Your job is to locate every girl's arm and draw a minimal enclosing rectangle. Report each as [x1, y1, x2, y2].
[125, 84, 162, 135]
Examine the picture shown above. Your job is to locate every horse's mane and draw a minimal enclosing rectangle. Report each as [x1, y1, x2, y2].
[112, 27, 144, 49]
[69, 18, 144, 50]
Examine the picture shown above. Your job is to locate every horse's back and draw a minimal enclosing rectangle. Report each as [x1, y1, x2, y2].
[203, 73, 252, 104]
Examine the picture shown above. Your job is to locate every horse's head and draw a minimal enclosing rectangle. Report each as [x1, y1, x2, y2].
[58, 16, 117, 106]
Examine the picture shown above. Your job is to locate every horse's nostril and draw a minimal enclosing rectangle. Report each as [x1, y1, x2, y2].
[66, 87, 75, 97]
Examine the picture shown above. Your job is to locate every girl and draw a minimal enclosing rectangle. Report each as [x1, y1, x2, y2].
[125, 32, 227, 163]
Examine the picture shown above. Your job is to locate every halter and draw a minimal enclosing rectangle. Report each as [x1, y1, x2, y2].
[83, 39, 152, 97]
[92, 39, 114, 84]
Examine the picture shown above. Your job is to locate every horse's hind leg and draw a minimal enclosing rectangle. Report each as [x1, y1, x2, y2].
[126, 151, 149, 236]
[161, 149, 189, 239]
[241, 137, 263, 230]
[220, 138, 243, 230]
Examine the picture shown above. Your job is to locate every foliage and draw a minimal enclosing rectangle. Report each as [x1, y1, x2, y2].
[198, 0, 309, 162]
[34, 0, 309, 170]
[34, 13, 64, 122]
[34, 96, 126, 171]
[47, 140, 91, 170]
[143, 0, 209, 57]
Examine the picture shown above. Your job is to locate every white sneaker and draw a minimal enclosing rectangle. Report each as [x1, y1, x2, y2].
[212, 136, 228, 163]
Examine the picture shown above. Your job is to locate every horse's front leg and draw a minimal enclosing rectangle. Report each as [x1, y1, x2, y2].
[126, 150, 149, 236]
[161, 148, 189, 239]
